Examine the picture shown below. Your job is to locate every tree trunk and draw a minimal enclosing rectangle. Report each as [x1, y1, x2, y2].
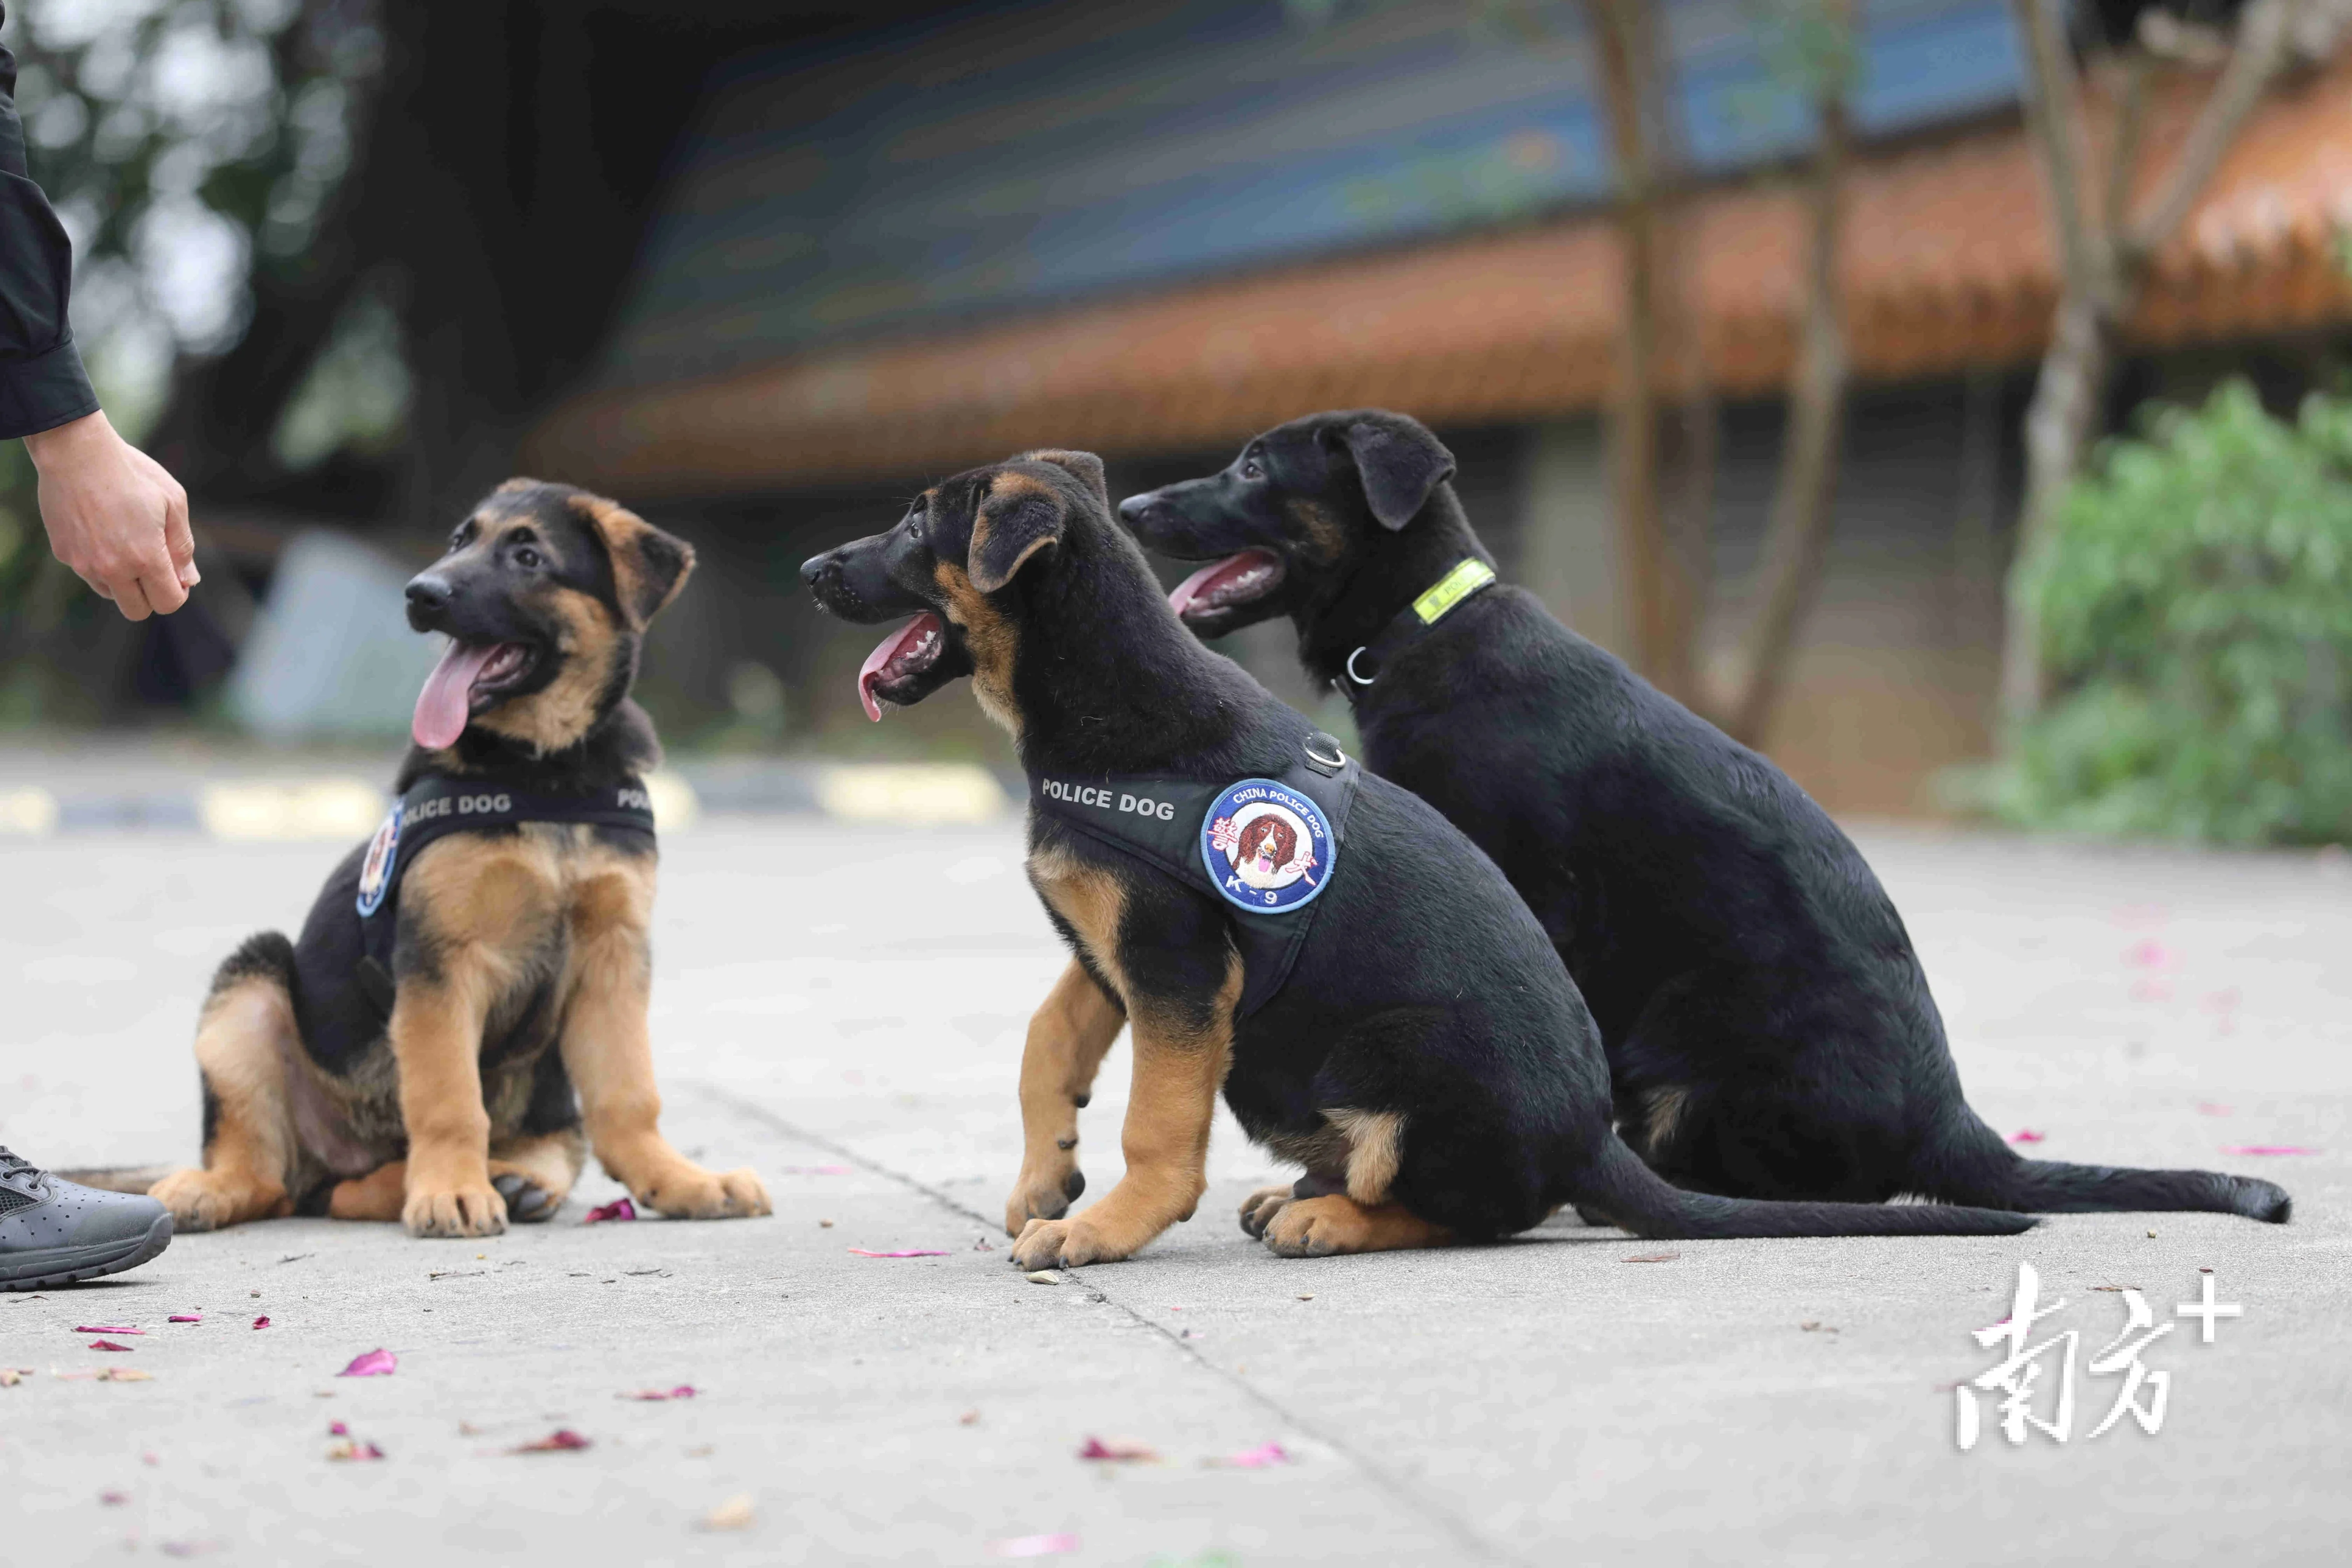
[1584, 0, 1699, 702]
[1996, 0, 2306, 736]
[1723, 13, 1854, 749]
[1997, 294, 2114, 727]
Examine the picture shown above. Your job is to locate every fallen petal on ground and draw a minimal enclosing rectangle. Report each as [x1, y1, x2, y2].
[990, 1534, 1079, 1558]
[2009, 1129, 2046, 1144]
[2222, 1144, 2318, 1155]
[583, 1198, 637, 1224]
[1211, 1442, 1292, 1469]
[849, 1248, 949, 1257]
[621, 1385, 698, 1401]
[510, 1429, 592, 1453]
[337, 1349, 397, 1377]
[1077, 1436, 1159, 1462]
[701, 1495, 757, 1531]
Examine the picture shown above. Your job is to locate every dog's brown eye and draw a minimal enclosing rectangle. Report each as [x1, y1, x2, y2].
[1241, 457, 1263, 480]
[514, 546, 542, 570]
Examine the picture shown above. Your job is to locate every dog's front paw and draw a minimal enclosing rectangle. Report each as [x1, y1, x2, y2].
[1008, 1215, 1128, 1270]
[149, 1167, 287, 1234]
[638, 1164, 770, 1220]
[403, 1183, 508, 1239]
[1238, 1185, 1293, 1239]
[1004, 1164, 1086, 1236]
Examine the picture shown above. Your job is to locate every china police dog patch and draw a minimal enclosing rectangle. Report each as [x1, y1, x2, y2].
[1201, 778, 1335, 913]
[354, 802, 403, 918]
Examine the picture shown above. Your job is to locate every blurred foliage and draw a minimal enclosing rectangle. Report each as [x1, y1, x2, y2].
[7, 0, 379, 404]
[2000, 381, 2352, 845]
[0, 0, 386, 720]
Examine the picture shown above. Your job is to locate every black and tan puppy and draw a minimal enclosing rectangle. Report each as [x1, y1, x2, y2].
[1120, 410, 2288, 1224]
[149, 480, 770, 1240]
[803, 448, 2036, 1267]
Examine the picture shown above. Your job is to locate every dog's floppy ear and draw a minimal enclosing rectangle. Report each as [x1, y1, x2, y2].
[1016, 448, 1109, 511]
[969, 471, 1068, 593]
[571, 492, 696, 627]
[1336, 417, 1456, 530]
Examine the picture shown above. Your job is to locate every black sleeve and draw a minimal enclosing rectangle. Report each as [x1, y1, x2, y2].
[0, 2, 101, 441]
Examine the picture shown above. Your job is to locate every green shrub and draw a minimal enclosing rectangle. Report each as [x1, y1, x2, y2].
[2003, 381, 2352, 845]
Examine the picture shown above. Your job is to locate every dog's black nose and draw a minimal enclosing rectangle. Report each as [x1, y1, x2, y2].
[1116, 494, 1154, 524]
[799, 552, 834, 590]
[405, 574, 452, 614]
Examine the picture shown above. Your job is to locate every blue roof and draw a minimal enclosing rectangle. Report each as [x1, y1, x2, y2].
[601, 0, 2024, 388]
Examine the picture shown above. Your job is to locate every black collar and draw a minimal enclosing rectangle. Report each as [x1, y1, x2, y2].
[1334, 559, 1497, 702]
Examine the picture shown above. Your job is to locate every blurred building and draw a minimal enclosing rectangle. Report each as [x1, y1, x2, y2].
[524, 0, 2352, 814]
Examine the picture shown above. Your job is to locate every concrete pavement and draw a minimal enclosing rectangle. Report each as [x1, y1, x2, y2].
[4, 817, 2348, 1565]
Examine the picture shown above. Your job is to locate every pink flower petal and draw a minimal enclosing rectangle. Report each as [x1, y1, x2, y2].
[88, 1340, 135, 1353]
[2123, 938, 2179, 970]
[100, 1490, 129, 1505]
[73, 1326, 143, 1335]
[2222, 1145, 2318, 1156]
[167, 1315, 202, 1324]
[990, 1534, 1078, 1559]
[337, 1348, 397, 1377]
[619, 1385, 697, 1401]
[251, 1316, 270, 1330]
[1215, 1441, 1293, 1469]
[848, 1248, 949, 1258]
[509, 1429, 592, 1453]
[2009, 1129, 2046, 1145]
[325, 1439, 385, 1462]
[2197, 1103, 2234, 1116]
[1076, 1436, 1158, 1462]
[583, 1197, 637, 1224]
[328, 1421, 349, 1437]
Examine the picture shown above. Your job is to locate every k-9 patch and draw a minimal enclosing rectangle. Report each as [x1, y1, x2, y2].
[1200, 779, 1336, 914]
[355, 802, 403, 917]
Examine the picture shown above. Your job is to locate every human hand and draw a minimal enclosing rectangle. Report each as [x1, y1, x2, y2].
[25, 410, 198, 621]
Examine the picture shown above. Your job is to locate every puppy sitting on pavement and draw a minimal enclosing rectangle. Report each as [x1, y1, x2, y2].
[1119, 409, 2290, 1227]
[802, 448, 2034, 1268]
[146, 480, 770, 1240]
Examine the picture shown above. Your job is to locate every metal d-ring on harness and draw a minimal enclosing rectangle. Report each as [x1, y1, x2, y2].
[1338, 557, 1498, 697]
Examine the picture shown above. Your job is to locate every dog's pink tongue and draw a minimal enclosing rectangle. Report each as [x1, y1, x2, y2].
[1168, 551, 1276, 619]
[858, 613, 942, 722]
[413, 640, 499, 750]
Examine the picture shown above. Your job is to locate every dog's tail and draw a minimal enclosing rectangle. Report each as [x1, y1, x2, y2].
[1907, 1107, 2290, 1223]
[1572, 1134, 2038, 1238]
[59, 933, 303, 1198]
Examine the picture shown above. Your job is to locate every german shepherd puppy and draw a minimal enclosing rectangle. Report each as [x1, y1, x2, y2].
[148, 481, 771, 1240]
[1119, 410, 2289, 1224]
[802, 448, 2035, 1267]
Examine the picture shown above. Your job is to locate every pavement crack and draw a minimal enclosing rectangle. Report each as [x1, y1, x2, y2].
[685, 1080, 1529, 1568]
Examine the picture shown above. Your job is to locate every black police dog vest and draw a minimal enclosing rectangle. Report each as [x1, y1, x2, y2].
[1027, 734, 1360, 1018]
[352, 774, 657, 1013]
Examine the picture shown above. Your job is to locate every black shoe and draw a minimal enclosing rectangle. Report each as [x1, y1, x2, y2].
[0, 1147, 174, 1290]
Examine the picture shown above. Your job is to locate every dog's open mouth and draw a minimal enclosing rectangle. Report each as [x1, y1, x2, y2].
[1167, 550, 1283, 627]
[412, 639, 537, 749]
[858, 613, 946, 721]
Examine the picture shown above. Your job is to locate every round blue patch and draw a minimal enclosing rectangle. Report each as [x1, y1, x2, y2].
[355, 801, 403, 918]
[1200, 778, 1337, 915]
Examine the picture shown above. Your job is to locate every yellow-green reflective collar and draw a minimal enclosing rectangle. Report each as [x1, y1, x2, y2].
[1412, 559, 1496, 625]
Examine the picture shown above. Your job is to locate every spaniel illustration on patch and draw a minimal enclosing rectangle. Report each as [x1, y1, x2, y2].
[1201, 779, 1337, 913]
